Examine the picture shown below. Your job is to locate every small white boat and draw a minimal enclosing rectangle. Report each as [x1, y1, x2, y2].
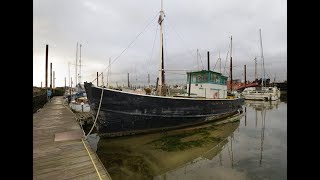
[69, 97, 91, 112]
[241, 86, 280, 101]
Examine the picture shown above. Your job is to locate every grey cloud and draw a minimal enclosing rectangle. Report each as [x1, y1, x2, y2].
[33, 0, 286, 87]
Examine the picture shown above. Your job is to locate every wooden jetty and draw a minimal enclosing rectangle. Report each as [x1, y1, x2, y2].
[33, 96, 111, 179]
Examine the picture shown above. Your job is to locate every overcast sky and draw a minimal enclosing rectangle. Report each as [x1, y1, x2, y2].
[33, 0, 287, 87]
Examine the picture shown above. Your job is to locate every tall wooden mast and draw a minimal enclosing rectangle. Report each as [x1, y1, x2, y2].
[158, 0, 166, 96]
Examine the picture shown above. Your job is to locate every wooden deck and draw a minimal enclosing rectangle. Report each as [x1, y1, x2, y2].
[33, 96, 111, 180]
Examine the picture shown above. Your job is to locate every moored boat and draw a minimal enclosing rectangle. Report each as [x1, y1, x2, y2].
[241, 86, 280, 101]
[84, 1, 244, 137]
[69, 96, 91, 112]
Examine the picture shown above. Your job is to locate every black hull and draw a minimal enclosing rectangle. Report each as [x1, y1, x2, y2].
[84, 82, 244, 137]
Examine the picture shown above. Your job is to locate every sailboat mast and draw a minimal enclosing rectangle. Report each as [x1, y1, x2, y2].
[158, 0, 166, 96]
[68, 62, 70, 92]
[75, 42, 78, 88]
[254, 57, 257, 81]
[79, 43, 82, 85]
[259, 29, 265, 87]
[230, 36, 233, 92]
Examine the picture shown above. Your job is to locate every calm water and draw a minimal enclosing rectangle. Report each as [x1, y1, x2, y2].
[87, 100, 287, 180]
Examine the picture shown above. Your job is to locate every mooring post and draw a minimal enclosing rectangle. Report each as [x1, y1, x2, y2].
[45, 45, 48, 89]
[97, 72, 99, 86]
[244, 65, 247, 88]
[188, 73, 191, 97]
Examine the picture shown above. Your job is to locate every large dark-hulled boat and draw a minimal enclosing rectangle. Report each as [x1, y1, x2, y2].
[84, 81, 243, 137]
[84, 1, 244, 137]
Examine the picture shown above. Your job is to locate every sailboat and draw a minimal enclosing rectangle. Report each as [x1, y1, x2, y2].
[84, 1, 244, 137]
[69, 43, 91, 112]
[241, 29, 281, 101]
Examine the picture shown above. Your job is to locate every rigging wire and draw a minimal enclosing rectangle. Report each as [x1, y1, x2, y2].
[165, 17, 196, 60]
[91, 13, 159, 83]
[212, 56, 219, 71]
[147, 25, 159, 78]
[223, 42, 231, 75]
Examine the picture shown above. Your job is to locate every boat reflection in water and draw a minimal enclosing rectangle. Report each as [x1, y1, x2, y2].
[93, 113, 243, 180]
[245, 99, 280, 167]
[245, 99, 280, 111]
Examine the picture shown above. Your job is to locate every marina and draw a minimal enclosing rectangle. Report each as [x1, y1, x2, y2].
[33, 0, 286, 179]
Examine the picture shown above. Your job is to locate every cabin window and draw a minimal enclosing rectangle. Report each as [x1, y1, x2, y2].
[211, 74, 218, 83]
[192, 75, 197, 83]
[197, 74, 203, 83]
[203, 74, 208, 82]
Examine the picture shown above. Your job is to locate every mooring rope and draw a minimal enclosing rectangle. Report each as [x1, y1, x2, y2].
[85, 87, 104, 138]
[81, 138, 103, 180]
